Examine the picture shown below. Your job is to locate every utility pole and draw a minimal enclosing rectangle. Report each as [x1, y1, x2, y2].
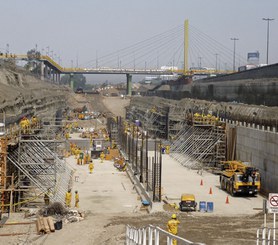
[215, 53, 218, 71]
[156, 51, 159, 69]
[96, 51, 98, 69]
[198, 57, 202, 68]
[46, 46, 49, 56]
[6, 44, 9, 54]
[133, 52, 135, 70]
[231, 38, 239, 72]
[262, 18, 274, 64]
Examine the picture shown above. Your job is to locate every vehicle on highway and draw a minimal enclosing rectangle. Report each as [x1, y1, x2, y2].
[179, 193, 197, 211]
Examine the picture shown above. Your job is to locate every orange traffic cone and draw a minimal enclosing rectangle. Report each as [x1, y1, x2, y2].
[200, 179, 203, 186]
[225, 196, 229, 204]
[209, 187, 212, 194]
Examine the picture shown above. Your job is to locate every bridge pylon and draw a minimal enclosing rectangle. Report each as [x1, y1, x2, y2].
[126, 74, 132, 96]
[184, 19, 189, 74]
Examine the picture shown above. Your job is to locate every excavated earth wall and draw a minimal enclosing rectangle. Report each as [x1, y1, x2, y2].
[0, 66, 70, 124]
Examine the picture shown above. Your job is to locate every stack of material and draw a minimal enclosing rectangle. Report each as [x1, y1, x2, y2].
[36, 216, 55, 234]
[105, 149, 120, 160]
[65, 210, 85, 223]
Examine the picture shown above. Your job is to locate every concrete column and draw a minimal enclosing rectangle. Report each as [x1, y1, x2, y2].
[57, 73, 60, 84]
[40, 62, 44, 80]
[126, 74, 132, 96]
[44, 65, 48, 79]
[52, 70, 55, 82]
[55, 72, 58, 83]
[70, 73, 74, 89]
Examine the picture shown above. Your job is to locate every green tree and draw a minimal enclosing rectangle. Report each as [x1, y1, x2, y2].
[25, 48, 41, 73]
[60, 74, 86, 90]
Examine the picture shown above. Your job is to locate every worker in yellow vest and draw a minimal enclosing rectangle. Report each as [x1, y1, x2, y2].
[100, 152, 105, 163]
[79, 151, 84, 165]
[75, 190, 79, 208]
[89, 161, 94, 174]
[166, 145, 170, 154]
[167, 214, 180, 245]
[65, 189, 72, 208]
[44, 189, 51, 206]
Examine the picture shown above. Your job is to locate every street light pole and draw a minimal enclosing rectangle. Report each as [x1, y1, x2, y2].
[262, 18, 274, 64]
[215, 53, 218, 71]
[231, 38, 239, 72]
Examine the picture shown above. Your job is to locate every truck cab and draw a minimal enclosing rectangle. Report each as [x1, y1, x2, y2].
[179, 193, 197, 211]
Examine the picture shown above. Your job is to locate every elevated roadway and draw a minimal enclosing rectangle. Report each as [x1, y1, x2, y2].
[0, 54, 175, 75]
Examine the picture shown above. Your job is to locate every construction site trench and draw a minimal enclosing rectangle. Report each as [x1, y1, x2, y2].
[0, 66, 277, 245]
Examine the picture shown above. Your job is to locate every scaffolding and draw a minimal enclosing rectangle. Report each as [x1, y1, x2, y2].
[0, 122, 74, 212]
[170, 115, 226, 169]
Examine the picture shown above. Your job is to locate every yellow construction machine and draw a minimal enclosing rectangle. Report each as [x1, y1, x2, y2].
[219, 161, 261, 196]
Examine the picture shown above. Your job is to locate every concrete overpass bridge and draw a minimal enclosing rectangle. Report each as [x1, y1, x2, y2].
[0, 53, 177, 95]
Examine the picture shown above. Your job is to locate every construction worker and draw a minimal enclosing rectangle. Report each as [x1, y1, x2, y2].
[44, 189, 50, 206]
[89, 161, 94, 174]
[166, 145, 170, 154]
[100, 152, 105, 163]
[79, 150, 84, 165]
[65, 131, 70, 140]
[65, 189, 72, 208]
[167, 214, 180, 245]
[75, 190, 79, 208]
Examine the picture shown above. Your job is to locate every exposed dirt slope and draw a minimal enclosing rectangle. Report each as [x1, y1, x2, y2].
[0, 67, 69, 123]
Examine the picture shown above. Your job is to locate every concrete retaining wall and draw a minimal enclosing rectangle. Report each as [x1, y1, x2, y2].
[236, 126, 278, 194]
[199, 63, 278, 82]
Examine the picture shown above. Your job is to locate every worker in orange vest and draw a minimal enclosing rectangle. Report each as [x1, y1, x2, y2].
[167, 214, 180, 245]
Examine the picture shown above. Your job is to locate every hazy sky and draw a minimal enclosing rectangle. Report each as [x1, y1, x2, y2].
[1, 0, 277, 83]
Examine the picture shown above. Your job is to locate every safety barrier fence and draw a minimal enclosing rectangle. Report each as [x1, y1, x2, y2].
[126, 225, 205, 245]
[256, 227, 277, 245]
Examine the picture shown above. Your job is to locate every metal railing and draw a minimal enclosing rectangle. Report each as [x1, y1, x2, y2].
[126, 225, 205, 245]
[257, 227, 278, 245]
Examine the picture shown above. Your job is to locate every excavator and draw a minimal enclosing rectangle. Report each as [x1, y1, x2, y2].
[219, 161, 261, 196]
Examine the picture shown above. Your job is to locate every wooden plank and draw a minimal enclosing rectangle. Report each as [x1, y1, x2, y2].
[47, 217, 55, 232]
[36, 219, 42, 234]
[43, 217, 50, 234]
[39, 217, 45, 233]
[2, 222, 35, 226]
[0, 232, 27, 236]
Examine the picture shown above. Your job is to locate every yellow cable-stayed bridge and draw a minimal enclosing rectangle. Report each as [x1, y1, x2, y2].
[0, 53, 232, 95]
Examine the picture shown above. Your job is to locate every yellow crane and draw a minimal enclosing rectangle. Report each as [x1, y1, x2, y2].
[219, 161, 261, 196]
